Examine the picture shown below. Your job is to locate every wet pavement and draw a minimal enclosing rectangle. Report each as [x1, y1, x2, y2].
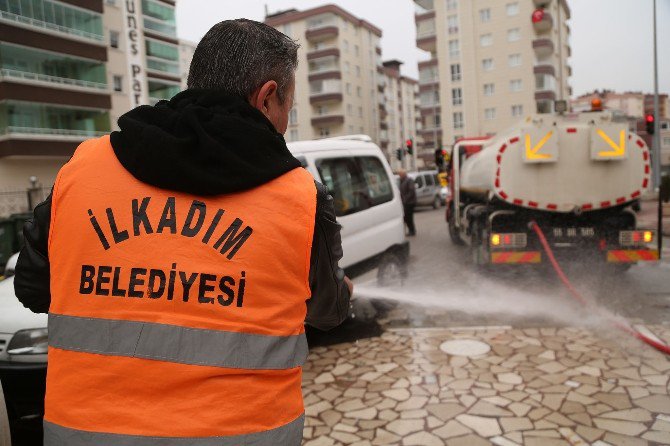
[302, 205, 670, 445]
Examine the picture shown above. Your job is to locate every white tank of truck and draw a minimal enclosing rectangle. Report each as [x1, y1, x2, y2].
[460, 111, 651, 213]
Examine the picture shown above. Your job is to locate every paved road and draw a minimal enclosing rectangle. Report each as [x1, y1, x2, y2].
[337, 205, 670, 337]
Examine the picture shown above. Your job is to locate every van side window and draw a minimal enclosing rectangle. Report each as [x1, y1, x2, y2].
[414, 176, 424, 189]
[316, 156, 393, 216]
[424, 174, 435, 187]
[356, 156, 393, 206]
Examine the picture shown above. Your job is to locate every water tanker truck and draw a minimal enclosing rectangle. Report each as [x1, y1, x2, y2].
[446, 110, 659, 267]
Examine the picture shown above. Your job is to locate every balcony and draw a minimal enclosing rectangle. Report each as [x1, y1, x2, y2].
[416, 34, 437, 53]
[532, 11, 553, 33]
[0, 126, 108, 139]
[0, 68, 107, 92]
[308, 70, 341, 83]
[0, 4, 104, 44]
[535, 90, 556, 101]
[532, 38, 554, 58]
[414, 0, 435, 11]
[309, 84, 342, 105]
[305, 26, 338, 42]
[311, 115, 344, 127]
[533, 64, 556, 77]
[307, 47, 340, 61]
[143, 17, 177, 38]
[147, 57, 180, 76]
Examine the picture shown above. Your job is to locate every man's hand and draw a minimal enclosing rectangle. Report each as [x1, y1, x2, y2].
[344, 276, 354, 296]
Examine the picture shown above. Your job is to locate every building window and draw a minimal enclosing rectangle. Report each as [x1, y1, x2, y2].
[343, 40, 349, 52]
[105, 0, 117, 5]
[346, 83, 352, 95]
[507, 28, 521, 42]
[348, 125, 354, 134]
[510, 79, 522, 92]
[537, 100, 553, 114]
[344, 62, 350, 74]
[485, 108, 496, 120]
[447, 15, 458, 34]
[453, 112, 463, 129]
[347, 104, 353, 116]
[320, 128, 330, 137]
[113, 75, 123, 92]
[282, 24, 292, 37]
[358, 107, 363, 118]
[663, 136, 670, 146]
[511, 105, 523, 116]
[535, 74, 555, 91]
[484, 83, 495, 96]
[289, 108, 298, 123]
[450, 64, 461, 81]
[448, 40, 460, 58]
[290, 129, 299, 141]
[479, 8, 491, 22]
[356, 66, 361, 77]
[357, 86, 362, 97]
[446, 0, 457, 11]
[506, 2, 519, 16]
[109, 30, 120, 48]
[452, 88, 462, 106]
[508, 53, 522, 67]
[355, 45, 359, 56]
[482, 58, 493, 71]
[480, 34, 493, 47]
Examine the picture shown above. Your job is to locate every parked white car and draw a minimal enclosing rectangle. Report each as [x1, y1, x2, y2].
[2, 253, 18, 279]
[0, 275, 48, 434]
[288, 135, 409, 282]
[408, 170, 443, 209]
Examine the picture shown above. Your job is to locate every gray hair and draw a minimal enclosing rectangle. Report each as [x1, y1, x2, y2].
[187, 19, 299, 103]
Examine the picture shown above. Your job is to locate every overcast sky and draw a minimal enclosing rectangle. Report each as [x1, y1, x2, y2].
[176, 0, 669, 97]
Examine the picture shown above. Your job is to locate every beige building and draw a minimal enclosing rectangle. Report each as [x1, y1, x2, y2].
[572, 91, 645, 117]
[265, 5, 384, 144]
[380, 60, 422, 170]
[414, 0, 571, 158]
[0, 0, 183, 213]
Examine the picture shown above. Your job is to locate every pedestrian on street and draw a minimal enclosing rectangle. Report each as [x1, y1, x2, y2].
[14, 19, 352, 446]
[398, 169, 417, 236]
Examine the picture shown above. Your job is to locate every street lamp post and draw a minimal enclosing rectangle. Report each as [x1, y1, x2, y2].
[652, 0, 661, 188]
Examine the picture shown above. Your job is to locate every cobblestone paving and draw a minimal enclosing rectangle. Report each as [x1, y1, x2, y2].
[301, 326, 670, 445]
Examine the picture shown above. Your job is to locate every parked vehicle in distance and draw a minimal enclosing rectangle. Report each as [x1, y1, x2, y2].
[0, 276, 48, 440]
[408, 170, 443, 209]
[2, 253, 18, 279]
[288, 135, 409, 283]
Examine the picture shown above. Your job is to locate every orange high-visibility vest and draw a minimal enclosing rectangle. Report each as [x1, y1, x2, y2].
[44, 136, 315, 445]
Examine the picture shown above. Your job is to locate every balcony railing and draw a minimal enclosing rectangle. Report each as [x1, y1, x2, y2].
[143, 17, 177, 37]
[147, 57, 180, 75]
[1, 126, 108, 138]
[0, 68, 108, 91]
[0, 10, 104, 43]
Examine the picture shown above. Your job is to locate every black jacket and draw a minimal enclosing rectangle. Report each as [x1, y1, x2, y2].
[14, 90, 350, 331]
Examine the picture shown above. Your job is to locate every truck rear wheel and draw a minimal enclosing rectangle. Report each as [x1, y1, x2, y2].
[448, 205, 465, 246]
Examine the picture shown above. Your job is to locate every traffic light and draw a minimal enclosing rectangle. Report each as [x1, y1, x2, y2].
[396, 148, 403, 161]
[405, 139, 413, 155]
[434, 148, 443, 167]
[646, 114, 655, 135]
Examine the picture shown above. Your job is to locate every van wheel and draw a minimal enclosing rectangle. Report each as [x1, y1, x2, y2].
[377, 252, 406, 287]
[432, 196, 441, 209]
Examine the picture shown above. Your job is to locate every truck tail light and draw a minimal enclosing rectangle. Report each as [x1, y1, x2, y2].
[619, 230, 655, 246]
[491, 233, 527, 249]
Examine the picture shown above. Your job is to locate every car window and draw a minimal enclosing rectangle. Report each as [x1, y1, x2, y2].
[317, 158, 370, 216]
[414, 176, 424, 188]
[424, 174, 435, 187]
[317, 156, 393, 216]
[357, 156, 393, 206]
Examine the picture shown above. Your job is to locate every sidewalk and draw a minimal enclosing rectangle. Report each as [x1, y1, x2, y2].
[302, 325, 670, 445]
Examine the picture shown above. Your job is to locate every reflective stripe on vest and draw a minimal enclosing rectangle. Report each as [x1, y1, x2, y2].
[48, 313, 308, 370]
[44, 415, 304, 446]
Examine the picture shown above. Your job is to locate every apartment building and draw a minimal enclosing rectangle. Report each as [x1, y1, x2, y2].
[265, 5, 383, 144]
[179, 39, 196, 90]
[105, 0, 181, 123]
[414, 0, 571, 155]
[380, 60, 422, 170]
[0, 0, 112, 189]
[0, 0, 183, 193]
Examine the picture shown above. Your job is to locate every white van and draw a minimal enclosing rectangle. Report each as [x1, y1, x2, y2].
[288, 135, 409, 281]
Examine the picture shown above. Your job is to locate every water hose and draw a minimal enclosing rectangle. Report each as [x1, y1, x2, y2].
[529, 221, 670, 356]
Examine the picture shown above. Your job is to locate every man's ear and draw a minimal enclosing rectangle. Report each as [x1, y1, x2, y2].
[250, 80, 279, 117]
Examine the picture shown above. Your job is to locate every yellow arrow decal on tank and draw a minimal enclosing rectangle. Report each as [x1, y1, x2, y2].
[597, 129, 626, 158]
[525, 131, 553, 160]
